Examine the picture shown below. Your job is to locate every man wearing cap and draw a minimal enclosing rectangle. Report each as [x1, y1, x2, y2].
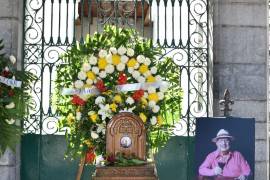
[198, 129, 251, 180]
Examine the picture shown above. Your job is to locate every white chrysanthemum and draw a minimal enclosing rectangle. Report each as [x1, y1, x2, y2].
[4, 66, 9, 72]
[150, 116, 157, 125]
[128, 67, 134, 74]
[160, 83, 169, 92]
[155, 75, 162, 82]
[143, 71, 151, 77]
[106, 53, 112, 64]
[148, 101, 156, 108]
[116, 63, 125, 71]
[127, 48, 134, 57]
[143, 92, 148, 98]
[82, 62, 91, 72]
[132, 71, 140, 79]
[152, 105, 160, 113]
[5, 102, 15, 109]
[99, 49, 107, 58]
[9, 55, 16, 64]
[76, 112, 81, 120]
[137, 55, 145, 63]
[157, 92, 164, 100]
[105, 64, 114, 74]
[6, 119, 15, 125]
[89, 56, 97, 65]
[138, 76, 146, 83]
[74, 80, 84, 89]
[148, 86, 156, 93]
[95, 96, 105, 105]
[134, 63, 139, 69]
[91, 131, 99, 139]
[99, 71, 107, 78]
[144, 57, 151, 66]
[118, 46, 127, 55]
[78, 71, 87, 80]
[92, 66, 99, 74]
[126, 97, 134, 105]
[109, 47, 117, 54]
[86, 79, 93, 85]
[120, 55, 129, 64]
[150, 67, 157, 74]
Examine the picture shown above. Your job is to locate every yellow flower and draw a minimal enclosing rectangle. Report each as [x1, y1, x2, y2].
[139, 64, 149, 74]
[139, 113, 147, 123]
[98, 58, 107, 69]
[67, 113, 75, 125]
[113, 95, 122, 103]
[157, 115, 163, 126]
[148, 93, 159, 102]
[88, 111, 98, 123]
[141, 97, 148, 105]
[83, 140, 92, 147]
[110, 103, 118, 112]
[87, 71, 96, 80]
[127, 58, 137, 67]
[147, 75, 156, 83]
[112, 55, 121, 65]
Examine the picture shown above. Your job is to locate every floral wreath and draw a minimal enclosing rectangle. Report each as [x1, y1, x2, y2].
[55, 26, 182, 165]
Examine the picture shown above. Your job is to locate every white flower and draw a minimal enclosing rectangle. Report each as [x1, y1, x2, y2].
[134, 63, 140, 69]
[138, 76, 146, 83]
[78, 94, 90, 101]
[150, 116, 157, 125]
[76, 112, 82, 120]
[78, 71, 87, 80]
[152, 105, 160, 113]
[9, 55, 16, 64]
[98, 104, 112, 120]
[5, 102, 15, 109]
[95, 155, 105, 166]
[91, 131, 99, 139]
[6, 119, 15, 125]
[118, 46, 127, 55]
[82, 63, 91, 72]
[99, 49, 107, 58]
[126, 97, 134, 105]
[105, 64, 114, 74]
[74, 80, 84, 89]
[128, 67, 134, 74]
[95, 96, 105, 105]
[148, 86, 156, 93]
[137, 55, 145, 63]
[92, 66, 99, 74]
[120, 55, 129, 64]
[156, 75, 162, 82]
[160, 83, 169, 92]
[109, 47, 117, 54]
[150, 67, 157, 74]
[99, 71, 107, 78]
[97, 123, 106, 134]
[143, 92, 148, 98]
[148, 101, 156, 108]
[89, 56, 97, 65]
[157, 92, 164, 100]
[106, 53, 112, 64]
[116, 63, 125, 71]
[143, 71, 151, 77]
[88, 111, 95, 116]
[127, 48, 135, 57]
[144, 57, 151, 66]
[86, 79, 93, 85]
[4, 66, 9, 72]
[132, 71, 140, 79]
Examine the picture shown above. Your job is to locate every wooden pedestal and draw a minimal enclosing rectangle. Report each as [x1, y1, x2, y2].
[92, 164, 158, 180]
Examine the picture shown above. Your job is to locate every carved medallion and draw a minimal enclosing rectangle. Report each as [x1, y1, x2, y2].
[106, 112, 146, 160]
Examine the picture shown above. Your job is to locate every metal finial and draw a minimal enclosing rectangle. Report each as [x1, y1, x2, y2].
[219, 89, 234, 117]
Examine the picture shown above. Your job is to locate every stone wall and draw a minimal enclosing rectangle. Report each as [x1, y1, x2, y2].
[213, 0, 269, 179]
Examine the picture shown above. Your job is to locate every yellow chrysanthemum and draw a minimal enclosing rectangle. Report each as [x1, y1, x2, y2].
[87, 71, 96, 80]
[67, 113, 75, 125]
[147, 75, 156, 83]
[89, 113, 98, 123]
[110, 103, 118, 112]
[139, 64, 148, 74]
[83, 140, 92, 147]
[112, 55, 121, 65]
[157, 115, 163, 126]
[139, 113, 147, 123]
[127, 58, 137, 67]
[98, 58, 107, 69]
[113, 95, 122, 103]
[148, 93, 159, 102]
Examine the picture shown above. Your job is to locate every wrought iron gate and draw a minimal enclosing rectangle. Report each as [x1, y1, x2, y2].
[21, 0, 209, 179]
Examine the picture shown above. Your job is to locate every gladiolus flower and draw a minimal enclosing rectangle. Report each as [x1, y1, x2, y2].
[95, 80, 106, 92]
[132, 89, 144, 101]
[71, 95, 86, 106]
[85, 148, 96, 164]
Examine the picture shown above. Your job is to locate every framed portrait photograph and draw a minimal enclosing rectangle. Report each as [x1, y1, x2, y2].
[195, 117, 255, 180]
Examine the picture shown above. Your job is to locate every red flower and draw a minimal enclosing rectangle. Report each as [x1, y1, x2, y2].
[117, 72, 127, 85]
[71, 95, 85, 106]
[132, 89, 144, 101]
[1, 70, 11, 77]
[106, 154, 116, 164]
[85, 148, 96, 164]
[8, 90, 15, 97]
[95, 80, 106, 92]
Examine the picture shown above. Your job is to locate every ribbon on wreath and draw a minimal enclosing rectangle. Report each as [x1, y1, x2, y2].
[0, 75, 22, 88]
